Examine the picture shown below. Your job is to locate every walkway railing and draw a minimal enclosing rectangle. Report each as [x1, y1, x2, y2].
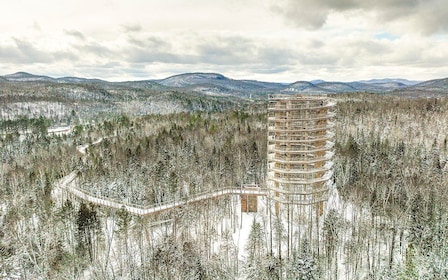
[57, 171, 266, 216]
[53, 137, 266, 216]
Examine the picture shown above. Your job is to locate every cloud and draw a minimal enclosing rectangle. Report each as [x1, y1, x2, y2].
[196, 36, 256, 65]
[1, 1, 447, 83]
[118, 34, 299, 69]
[33, 21, 42, 32]
[126, 50, 196, 65]
[123, 35, 190, 64]
[272, 0, 448, 35]
[64, 29, 85, 40]
[0, 40, 77, 79]
[127, 35, 171, 49]
[122, 23, 142, 33]
[1, 38, 77, 64]
[0, 44, 21, 63]
[412, 0, 448, 34]
[271, 1, 329, 29]
[192, 35, 301, 69]
[74, 41, 114, 59]
[257, 47, 297, 66]
[13, 38, 49, 63]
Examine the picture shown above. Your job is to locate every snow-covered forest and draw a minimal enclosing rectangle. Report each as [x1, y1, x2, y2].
[78, 111, 265, 206]
[1, 93, 448, 279]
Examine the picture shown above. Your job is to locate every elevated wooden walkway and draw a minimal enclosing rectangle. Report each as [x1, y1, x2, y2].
[53, 138, 266, 216]
[56, 171, 266, 216]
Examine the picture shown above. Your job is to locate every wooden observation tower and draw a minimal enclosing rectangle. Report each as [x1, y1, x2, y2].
[267, 94, 336, 216]
[267, 94, 336, 256]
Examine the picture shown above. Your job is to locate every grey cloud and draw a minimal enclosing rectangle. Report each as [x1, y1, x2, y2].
[416, 53, 448, 68]
[195, 36, 298, 67]
[124, 36, 190, 64]
[33, 21, 42, 32]
[14, 38, 51, 63]
[352, 40, 390, 57]
[124, 35, 255, 65]
[272, 0, 448, 34]
[127, 50, 197, 64]
[197, 40, 253, 65]
[257, 47, 297, 65]
[297, 52, 340, 66]
[127, 35, 171, 49]
[249, 65, 293, 74]
[76, 41, 114, 58]
[325, 0, 417, 12]
[73, 62, 126, 79]
[0, 38, 78, 64]
[122, 34, 299, 74]
[0, 45, 21, 63]
[124, 65, 157, 78]
[414, 0, 448, 34]
[295, 38, 391, 67]
[271, 1, 328, 29]
[72, 36, 171, 64]
[65, 29, 86, 40]
[307, 40, 325, 49]
[122, 23, 142, 33]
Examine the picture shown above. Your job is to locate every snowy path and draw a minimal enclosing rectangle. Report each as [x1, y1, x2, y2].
[54, 137, 266, 216]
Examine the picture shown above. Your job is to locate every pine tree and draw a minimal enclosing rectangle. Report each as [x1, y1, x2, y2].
[401, 243, 418, 280]
[76, 202, 100, 261]
[246, 219, 264, 263]
[288, 239, 319, 280]
[245, 219, 267, 279]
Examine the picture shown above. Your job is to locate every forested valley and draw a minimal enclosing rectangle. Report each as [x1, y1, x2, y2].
[1, 93, 448, 279]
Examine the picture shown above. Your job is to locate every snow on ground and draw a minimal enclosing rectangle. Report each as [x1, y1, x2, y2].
[326, 187, 354, 220]
[48, 126, 72, 136]
[0, 202, 6, 226]
[231, 196, 268, 261]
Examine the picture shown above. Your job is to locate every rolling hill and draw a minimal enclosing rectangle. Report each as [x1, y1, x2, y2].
[1, 72, 447, 117]
[389, 78, 448, 97]
[1, 71, 437, 96]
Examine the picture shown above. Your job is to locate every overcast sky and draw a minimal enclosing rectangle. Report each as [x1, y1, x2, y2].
[1, 0, 448, 82]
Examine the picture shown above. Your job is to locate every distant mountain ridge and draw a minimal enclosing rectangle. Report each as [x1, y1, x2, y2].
[4, 72, 56, 82]
[358, 78, 421, 86]
[390, 77, 448, 97]
[1, 71, 447, 97]
[158, 73, 228, 87]
[3, 72, 110, 84]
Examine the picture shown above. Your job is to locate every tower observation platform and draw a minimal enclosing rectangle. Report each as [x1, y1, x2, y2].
[267, 94, 336, 213]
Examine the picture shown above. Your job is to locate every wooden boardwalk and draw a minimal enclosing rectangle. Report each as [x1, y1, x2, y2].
[56, 171, 266, 216]
[53, 137, 266, 216]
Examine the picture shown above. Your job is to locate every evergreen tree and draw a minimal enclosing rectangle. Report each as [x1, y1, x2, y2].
[246, 219, 264, 262]
[76, 202, 100, 261]
[245, 219, 268, 279]
[288, 239, 319, 279]
[401, 243, 418, 280]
